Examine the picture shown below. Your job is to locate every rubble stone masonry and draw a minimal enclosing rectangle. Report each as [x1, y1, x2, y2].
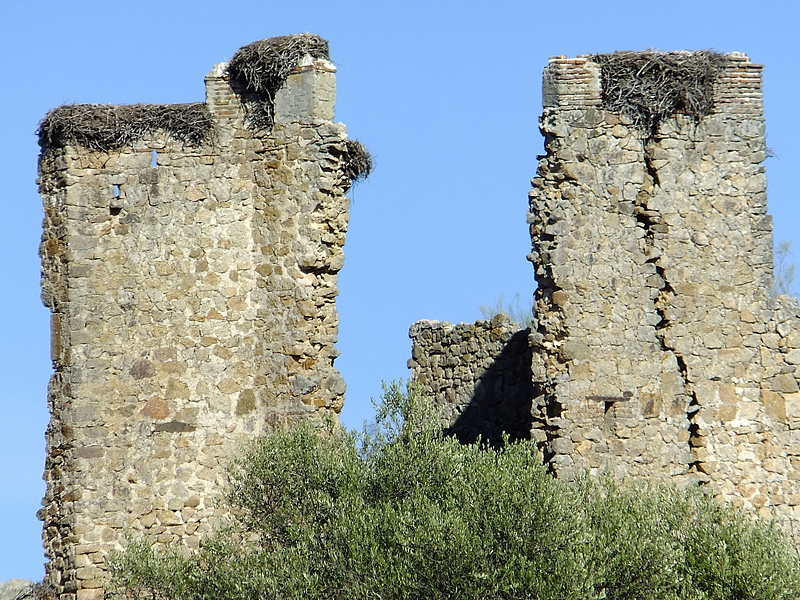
[38, 40, 800, 600]
[38, 41, 354, 600]
[410, 52, 800, 534]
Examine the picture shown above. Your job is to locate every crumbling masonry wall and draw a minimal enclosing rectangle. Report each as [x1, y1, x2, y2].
[38, 37, 359, 600]
[411, 52, 800, 531]
[409, 316, 536, 445]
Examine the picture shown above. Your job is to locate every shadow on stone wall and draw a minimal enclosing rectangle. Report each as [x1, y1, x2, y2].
[446, 328, 535, 446]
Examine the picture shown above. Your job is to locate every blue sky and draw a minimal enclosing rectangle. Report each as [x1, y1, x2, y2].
[2, 0, 799, 582]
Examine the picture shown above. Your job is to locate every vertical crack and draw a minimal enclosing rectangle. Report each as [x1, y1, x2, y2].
[644, 148, 661, 187]
[638, 139, 701, 480]
[676, 353, 707, 480]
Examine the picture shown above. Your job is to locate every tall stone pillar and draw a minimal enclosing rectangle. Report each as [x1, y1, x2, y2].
[530, 52, 800, 529]
[37, 35, 366, 600]
[528, 54, 696, 481]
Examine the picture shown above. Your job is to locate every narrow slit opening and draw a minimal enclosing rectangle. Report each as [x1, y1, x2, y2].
[113, 184, 121, 198]
[151, 150, 158, 167]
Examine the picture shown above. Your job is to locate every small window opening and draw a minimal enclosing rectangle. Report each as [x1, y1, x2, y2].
[151, 150, 158, 167]
[603, 400, 616, 432]
[111, 184, 123, 215]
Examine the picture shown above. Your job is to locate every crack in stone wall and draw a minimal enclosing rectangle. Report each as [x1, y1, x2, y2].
[639, 139, 703, 483]
[410, 51, 800, 536]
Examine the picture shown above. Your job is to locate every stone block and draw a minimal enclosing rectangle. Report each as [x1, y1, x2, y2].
[761, 390, 786, 423]
[76, 589, 104, 600]
[275, 62, 336, 123]
[784, 393, 800, 423]
[716, 404, 738, 422]
[772, 373, 800, 394]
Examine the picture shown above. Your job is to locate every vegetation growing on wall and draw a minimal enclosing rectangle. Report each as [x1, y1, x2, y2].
[37, 103, 213, 151]
[592, 50, 725, 137]
[110, 383, 800, 600]
[479, 293, 534, 328]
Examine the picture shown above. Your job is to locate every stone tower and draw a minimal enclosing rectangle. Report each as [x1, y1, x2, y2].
[411, 51, 800, 532]
[37, 35, 368, 600]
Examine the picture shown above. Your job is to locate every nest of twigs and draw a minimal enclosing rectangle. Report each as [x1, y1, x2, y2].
[592, 50, 726, 137]
[226, 34, 330, 131]
[38, 103, 213, 151]
[342, 140, 373, 185]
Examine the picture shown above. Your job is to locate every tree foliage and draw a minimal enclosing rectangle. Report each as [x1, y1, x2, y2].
[111, 382, 800, 600]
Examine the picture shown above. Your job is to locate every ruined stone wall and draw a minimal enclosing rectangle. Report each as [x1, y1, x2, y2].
[411, 51, 800, 533]
[38, 40, 355, 600]
[408, 316, 538, 445]
[528, 55, 707, 483]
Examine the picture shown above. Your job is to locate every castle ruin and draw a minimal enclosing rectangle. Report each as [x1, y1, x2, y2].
[36, 36, 800, 600]
[411, 50, 800, 531]
[37, 35, 368, 600]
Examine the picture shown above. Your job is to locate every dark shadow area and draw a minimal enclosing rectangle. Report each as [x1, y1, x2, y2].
[446, 329, 535, 447]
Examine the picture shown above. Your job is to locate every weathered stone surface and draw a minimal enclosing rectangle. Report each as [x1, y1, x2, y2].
[412, 51, 800, 534]
[409, 316, 538, 446]
[38, 36, 358, 600]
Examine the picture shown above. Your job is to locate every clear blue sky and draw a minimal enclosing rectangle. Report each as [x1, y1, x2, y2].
[2, 0, 799, 582]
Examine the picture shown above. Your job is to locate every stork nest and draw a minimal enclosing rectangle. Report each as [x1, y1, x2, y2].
[38, 103, 213, 151]
[343, 140, 373, 185]
[592, 50, 726, 137]
[226, 34, 330, 131]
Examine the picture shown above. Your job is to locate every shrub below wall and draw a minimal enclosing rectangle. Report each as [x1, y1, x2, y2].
[110, 382, 800, 600]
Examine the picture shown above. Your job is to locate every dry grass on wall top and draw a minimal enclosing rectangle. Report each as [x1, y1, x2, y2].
[591, 50, 726, 137]
[226, 34, 330, 131]
[37, 103, 213, 151]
